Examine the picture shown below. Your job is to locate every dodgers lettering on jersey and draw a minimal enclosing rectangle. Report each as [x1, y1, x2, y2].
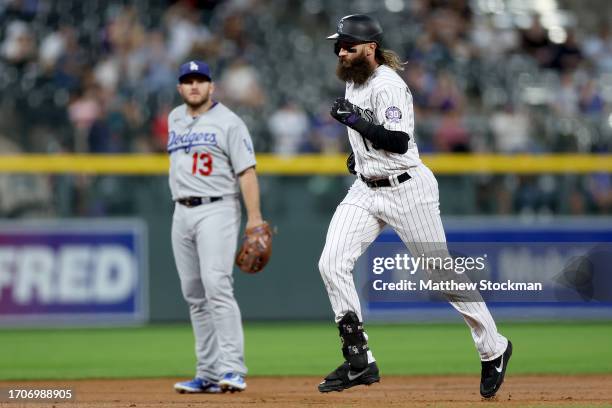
[167, 102, 256, 200]
[345, 64, 421, 178]
[167, 130, 218, 153]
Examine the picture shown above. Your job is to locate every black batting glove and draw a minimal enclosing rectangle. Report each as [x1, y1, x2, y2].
[330, 97, 361, 128]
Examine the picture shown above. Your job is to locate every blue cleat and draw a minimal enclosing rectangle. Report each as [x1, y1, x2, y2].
[218, 373, 247, 392]
[174, 377, 223, 394]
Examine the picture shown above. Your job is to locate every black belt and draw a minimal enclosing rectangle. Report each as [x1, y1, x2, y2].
[360, 172, 411, 188]
[177, 196, 222, 207]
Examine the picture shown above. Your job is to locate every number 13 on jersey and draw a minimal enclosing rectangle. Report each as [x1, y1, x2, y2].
[192, 152, 213, 176]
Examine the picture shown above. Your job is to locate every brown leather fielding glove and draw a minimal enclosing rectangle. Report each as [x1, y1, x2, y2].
[235, 221, 273, 274]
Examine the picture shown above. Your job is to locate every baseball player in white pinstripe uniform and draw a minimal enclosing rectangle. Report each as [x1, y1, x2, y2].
[317, 15, 513, 398]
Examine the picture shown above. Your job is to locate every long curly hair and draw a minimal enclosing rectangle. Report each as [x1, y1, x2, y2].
[375, 47, 406, 71]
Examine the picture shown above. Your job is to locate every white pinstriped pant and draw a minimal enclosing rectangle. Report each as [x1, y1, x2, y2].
[318, 163, 508, 361]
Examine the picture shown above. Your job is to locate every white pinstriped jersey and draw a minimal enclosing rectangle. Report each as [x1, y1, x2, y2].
[318, 64, 508, 364]
[345, 64, 421, 178]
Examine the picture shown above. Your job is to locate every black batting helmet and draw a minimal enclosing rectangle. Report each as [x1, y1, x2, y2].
[326, 14, 383, 45]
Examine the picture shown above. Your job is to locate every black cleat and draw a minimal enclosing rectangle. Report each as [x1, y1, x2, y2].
[480, 340, 513, 398]
[318, 361, 380, 393]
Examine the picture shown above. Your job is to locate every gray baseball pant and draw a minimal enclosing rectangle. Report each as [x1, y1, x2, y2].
[172, 197, 247, 380]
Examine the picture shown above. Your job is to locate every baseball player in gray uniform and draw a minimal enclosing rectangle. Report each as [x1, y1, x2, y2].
[317, 15, 513, 398]
[170, 60, 263, 394]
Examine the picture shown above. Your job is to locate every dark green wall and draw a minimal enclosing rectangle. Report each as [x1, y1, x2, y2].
[136, 175, 355, 322]
[107, 173, 578, 321]
[19, 172, 608, 322]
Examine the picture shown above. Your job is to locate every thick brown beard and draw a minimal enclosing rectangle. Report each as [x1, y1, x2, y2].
[336, 54, 375, 85]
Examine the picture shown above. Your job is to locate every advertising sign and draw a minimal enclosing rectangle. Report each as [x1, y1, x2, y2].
[0, 220, 148, 326]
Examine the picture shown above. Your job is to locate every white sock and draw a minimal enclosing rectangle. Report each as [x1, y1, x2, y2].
[367, 350, 376, 364]
[363, 332, 376, 363]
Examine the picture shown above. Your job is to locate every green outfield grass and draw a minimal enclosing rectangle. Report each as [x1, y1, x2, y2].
[0, 321, 610, 380]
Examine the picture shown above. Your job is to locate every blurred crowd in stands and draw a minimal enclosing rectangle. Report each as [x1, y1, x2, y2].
[0, 0, 610, 216]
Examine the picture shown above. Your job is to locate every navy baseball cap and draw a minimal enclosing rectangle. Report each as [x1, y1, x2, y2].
[178, 60, 212, 82]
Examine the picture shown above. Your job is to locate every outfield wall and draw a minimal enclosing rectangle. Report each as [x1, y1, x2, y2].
[0, 176, 612, 324]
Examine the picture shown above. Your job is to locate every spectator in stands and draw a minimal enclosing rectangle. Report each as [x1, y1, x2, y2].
[428, 70, 464, 112]
[68, 84, 102, 152]
[218, 58, 265, 108]
[402, 61, 435, 112]
[308, 108, 347, 154]
[552, 72, 579, 117]
[549, 29, 583, 73]
[268, 101, 309, 155]
[1, 20, 35, 70]
[582, 23, 612, 73]
[520, 16, 555, 67]
[433, 110, 470, 152]
[39, 25, 72, 74]
[578, 79, 605, 116]
[470, 16, 518, 61]
[163, 2, 212, 64]
[490, 103, 532, 153]
[51, 25, 85, 92]
[141, 30, 176, 94]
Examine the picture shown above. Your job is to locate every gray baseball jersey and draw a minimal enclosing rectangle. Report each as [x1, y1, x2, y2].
[168, 101, 253, 381]
[346, 65, 421, 178]
[167, 102, 256, 199]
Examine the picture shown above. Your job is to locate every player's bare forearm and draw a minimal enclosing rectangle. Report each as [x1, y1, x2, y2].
[238, 166, 263, 229]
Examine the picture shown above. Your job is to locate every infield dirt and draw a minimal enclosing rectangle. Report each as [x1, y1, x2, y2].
[1, 375, 611, 407]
